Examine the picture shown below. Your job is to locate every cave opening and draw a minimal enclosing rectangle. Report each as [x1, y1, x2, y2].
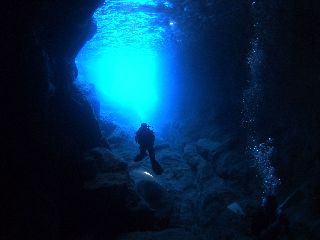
[3, 0, 320, 239]
[73, 0, 286, 236]
[76, 0, 179, 132]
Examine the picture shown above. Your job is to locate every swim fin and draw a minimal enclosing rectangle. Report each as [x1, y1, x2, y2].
[151, 160, 163, 175]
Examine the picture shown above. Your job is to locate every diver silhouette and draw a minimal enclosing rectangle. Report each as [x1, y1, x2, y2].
[134, 123, 163, 175]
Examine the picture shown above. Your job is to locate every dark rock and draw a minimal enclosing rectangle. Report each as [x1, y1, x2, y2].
[195, 160, 217, 184]
[2, 0, 319, 239]
[196, 138, 221, 161]
[99, 117, 117, 137]
[108, 128, 131, 145]
[173, 190, 199, 227]
[48, 88, 104, 151]
[183, 144, 204, 172]
[154, 143, 171, 151]
[215, 153, 249, 180]
[70, 148, 168, 237]
[82, 147, 128, 178]
[136, 179, 172, 220]
[118, 228, 200, 240]
[196, 136, 239, 163]
[156, 149, 183, 172]
[199, 188, 238, 227]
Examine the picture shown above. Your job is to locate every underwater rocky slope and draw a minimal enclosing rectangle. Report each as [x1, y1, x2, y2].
[2, 0, 320, 239]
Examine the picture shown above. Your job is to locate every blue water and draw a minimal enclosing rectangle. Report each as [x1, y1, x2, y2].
[76, 0, 281, 197]
[76, 0, 177, 126]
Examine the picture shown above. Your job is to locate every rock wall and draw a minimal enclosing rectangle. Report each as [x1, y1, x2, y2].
[161, 1, 320, 238]
[1, 1, 158, 239]
[253, 1, 320, 237]
[2, 0, 320, 239]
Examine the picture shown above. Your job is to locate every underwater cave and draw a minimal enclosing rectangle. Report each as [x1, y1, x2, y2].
[2, 0, 320, 239]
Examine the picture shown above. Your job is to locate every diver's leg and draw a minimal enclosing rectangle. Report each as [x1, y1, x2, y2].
[148, 146, 156, 162]
[134, 146, 146, 162]
[148, 146, 163, 175]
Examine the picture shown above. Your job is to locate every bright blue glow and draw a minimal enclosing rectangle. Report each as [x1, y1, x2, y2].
[118, 0, 156, 5]
[122, 0, 156, 5]
[76, 0, 177, 123]
[163, 1, 173, 8]
[90, 48, 158, 119]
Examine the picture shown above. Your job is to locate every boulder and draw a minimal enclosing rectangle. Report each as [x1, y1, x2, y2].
[108, 128, 132, 145]
[69, 147, 167, 236]
[80, 147, 128, 181]
[196, 138, 221, 161]
[154, 143, 171, 151]
[130, 170, 173, 221]
[198, 187, 238, 227]
[99, 117, 117, 137]
[136, 179, 172, 219]
[215, 153, 248, 180]
[183, 144, 204, 172]
[227, 202, 245, 216]
[196, 136, 239, 163]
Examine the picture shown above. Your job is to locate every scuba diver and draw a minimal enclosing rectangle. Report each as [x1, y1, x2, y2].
[134, 123, 163, 175]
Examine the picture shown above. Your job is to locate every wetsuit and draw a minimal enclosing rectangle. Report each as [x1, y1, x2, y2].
[134, 126, 163, 175]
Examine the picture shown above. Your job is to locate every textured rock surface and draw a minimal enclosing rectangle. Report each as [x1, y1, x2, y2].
[60, 147, 169, 239]
[118, 228, 199, 240]
[2, 0, 320, 239]
[105, 125, 257, 239]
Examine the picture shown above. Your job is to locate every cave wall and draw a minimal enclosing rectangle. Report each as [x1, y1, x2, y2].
[164, 1, 320, 236]
[250, 0, 320, 189]
[170, 0, 320, 187]
[2, 1, 105, 238]
[252, 1, 320, 235]
[1, 0, 320, 238]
